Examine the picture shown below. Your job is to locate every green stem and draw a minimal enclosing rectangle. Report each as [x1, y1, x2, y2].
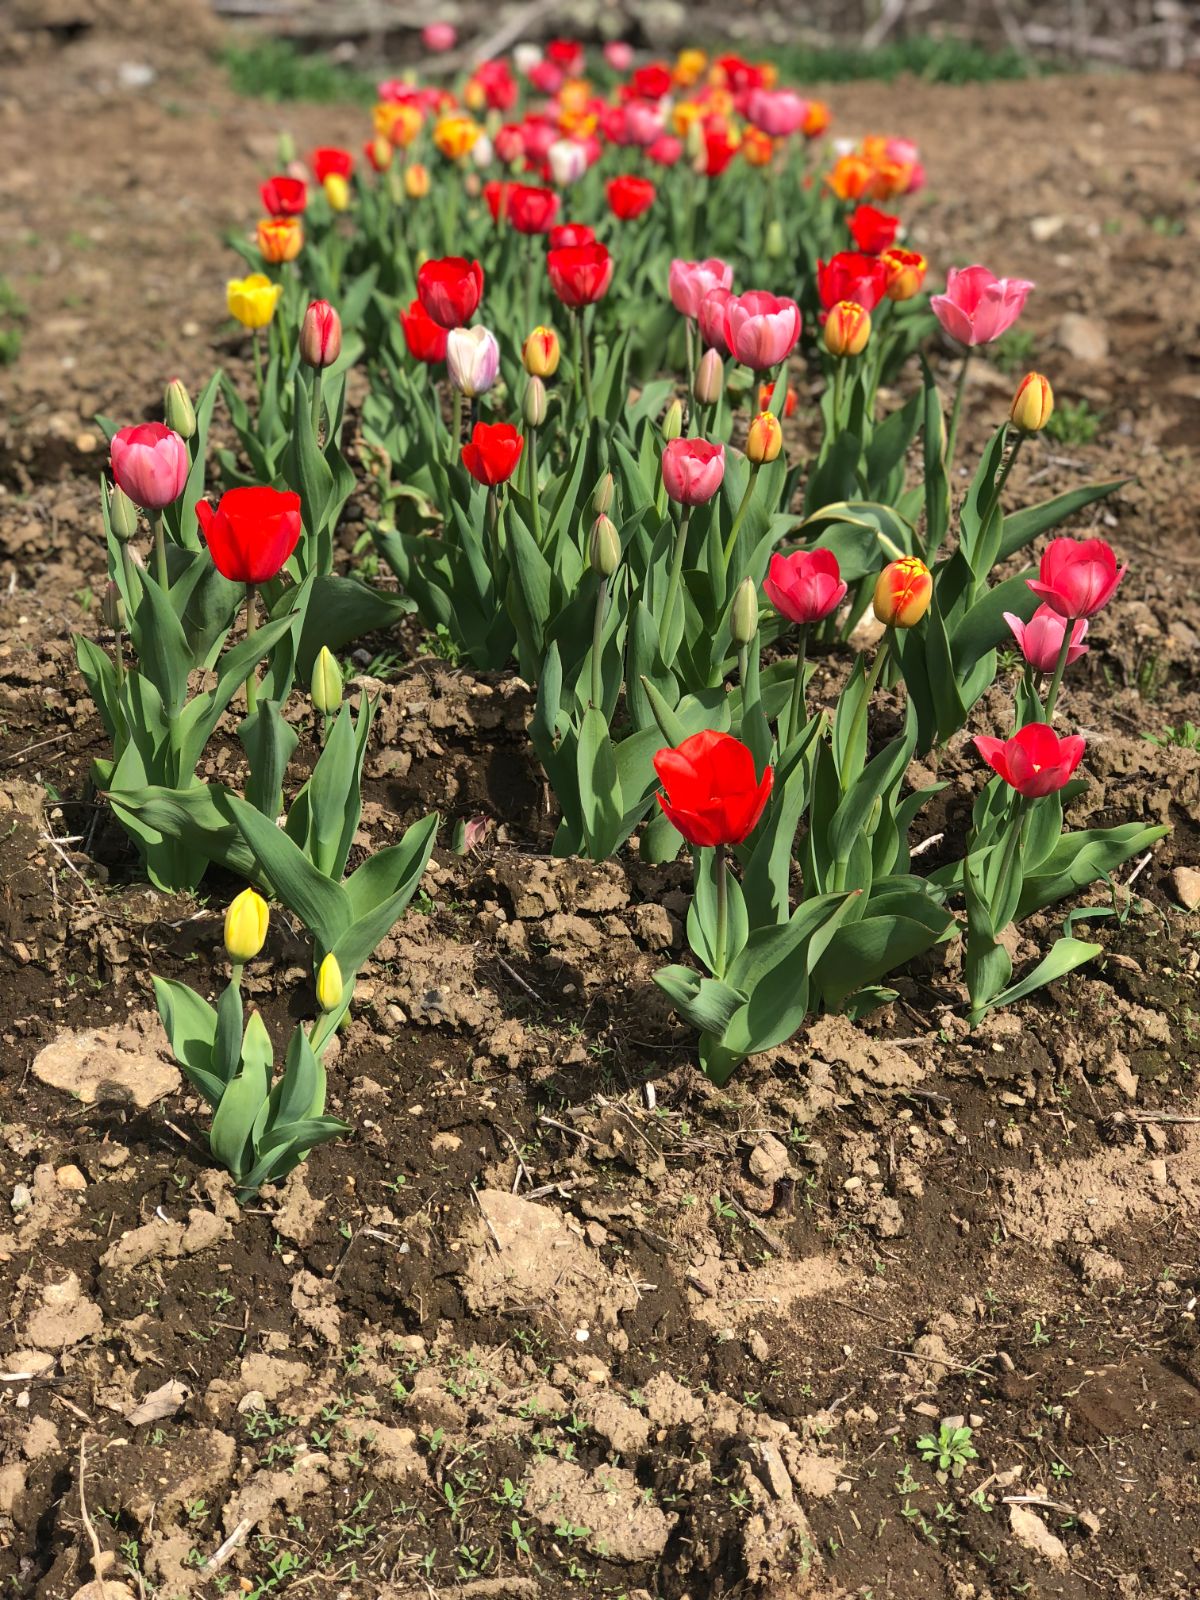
[527, 426, 542, 545]
[1042, 626, 1075, 722]
[769, 361, 790, 419]
[113, 627, 125, 690]
[785, 626, 809, 746]
[722, 466, 760, 572]
[684, 319, 696, 418]
[485, 487, 501, 573]
[244, 583, 259, 715]
[982, 429, 1023, 528]
[945, 347, 972, 475]
[831, 359, 846, 435]
[252, 331, 265, 398]
[659, 504, 693, 656]
[150, 509, 168, 591]
[992, 797, 1029, 928]
[590, 577, 608, 711]
[713, 844, 728, 980]
[577, 310, 595, 426]
[230, 961, 244, 991]
[840, 631, 891, 793]
[310, 369, 323, 444]
[524, 238, 536, 341]
[451, 387, 464, 457]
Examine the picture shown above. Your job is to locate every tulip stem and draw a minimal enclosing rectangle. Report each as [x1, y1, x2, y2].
[684, 320, 696, 417]
[252, 332, 266, 398]
[1042, 627, 1074, 723]
[485, 487, 501, 574]
[659, 504, 693, 657]
[525, 239, 536, 344]
[527, 427, 542, 545]
[713, 844, 729, 981]
[591, 576, 609, 712]
[113, 626, 126, 691]
[769, 362, 790, 419]
[992, 797, 1028, 930]
[946, 348, 972, 475]
[244, 583, 259, 715]
[451, 388, 464, 455]
[722, 466, 760, 572]
[831, 360, 846, 435]
[230, 961, 244, 991]
[841, 631, 891, 792]
[149, 510, 168, 592]
[786, 627, 809, 747]
[983, 429, 1023, 530]
[574, 310, 595, 426]
[310, 371, 323, 445]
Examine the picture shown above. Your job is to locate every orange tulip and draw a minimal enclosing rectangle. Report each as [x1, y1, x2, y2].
[742, 128, 775, 168]
[405, 162, 431, 198]
[873, 557, 932, 628]
[433, 114, 480, 161]
[825, 153, 877, 202]
[374, 101, 423, 148]
[881, 247, 927, 302]
[823, 301, 872, 358]
[256, 216, 303, 263]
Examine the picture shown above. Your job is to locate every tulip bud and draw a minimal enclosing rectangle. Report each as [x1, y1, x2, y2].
[730, 576, 759, 648]
[764, 219, 785, 260]
[323, 173, 350, 211]
[589, 513, 620, 578]
[316, 952, 345, 1011]
[522, 325, 561, 378]
[746, 411, 783, 466]
[592, 471, 614, 517]
[107, 482, 139, 542]
[224, 887, 269, 964]
[310, 645, 343, 715]
[523, 374, 548, 428]
[164, 378, 196, 440]
[693, 347, 723, 407]
[101, 580, 125, 631]
[1010, 372, 1054, 434]
[685, 118, 705, 164]
[405, 163, 430, 199]
[873, 555, 932, 629]
[300, 300, 342, 369]
[661, 398, 683, 441]
[823, 301, 872, 358]
[277, 131, 296, 165]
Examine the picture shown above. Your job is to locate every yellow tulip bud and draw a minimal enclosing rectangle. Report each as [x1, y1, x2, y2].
[522, 325, 561, 378]
[323, 173, 350, 211]
[316, 953, 344, 1011]
[823, 301, 872, 359]
[661, 398, 683, 441]
[873, 556, 932, 629]
[405, 162, 430, 199]
[1010, 372, 1054, 434]
[730, 576, 759, 648]
[224, 888, 269, 964]
[746, 411, 783, 465]
[310, 646, 342, 715]
[227, 273, 283, 331]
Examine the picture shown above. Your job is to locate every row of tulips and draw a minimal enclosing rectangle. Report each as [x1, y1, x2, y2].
[74, 36, 1163, 1188]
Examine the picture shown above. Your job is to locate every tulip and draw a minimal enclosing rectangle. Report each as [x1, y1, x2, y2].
[461, 421, 524, 487]
[661, 399, 684, 442]
[974, 723, 1086, 799]
[647, 134, 684, 167]
[803, 100, 831, 137]
[817, 252, 887, 313]
[257, 216, 303, 263]
[110, 422, 189, 513]
[375, 101, 423, 148]
[654, 730, 773, 849]
[1011, 372, 1054, 433]
[446, 325, 501, 397]
[746, 87, 808, 138]
[823, 301, 872, 358]
[668, 257, 734, 320]
[417, 257, 484, 330]
[523, 374, 547, 428]
[880, 247, 927, 302]
[316, 952, 345, 1011]
[433, 114, 481, 161]
[546, 241, 613, 307]
[606, 175, 656, 220]
[260, 175, 307, 216]
[1026, 536, 1126, 620]
[604, 40, 634, 71]
[873, 556, 932, 629]
[931, 265, 1035, 347]
[196, 486, 303, 586]
[163, 378, 196, 440]
[399, 298, 449, 363]
[102, 579, 126, 635]
[589, 514, 620, 578]
[730, 576, 759, 649]
[548, 222, 595, 249]
[698, 287, 733, 356]
[848, 204, 900, 255]
[227, 273, 283, 336]
[310, 645, 343, 717]
[522, 325, 561, 378]
[508, 183, 560, 234]
[757, 383, 797, 418]
[405, 163, 430, 199]
[1004, 605, 1088, 675]
[694, 347, 724, 407]
[299, 300, 342, 369]
[745, 412, 782, 465]
[723, 291, 802, 371]
[312, 147, 354, 184]
[224, 888, 269, 966]
[548, 139, 589, 187]
[764, 549, 847, 627]
[422, 21, 457, 51]
[662, 439, 725, 506]
[323, 173, 350, 211]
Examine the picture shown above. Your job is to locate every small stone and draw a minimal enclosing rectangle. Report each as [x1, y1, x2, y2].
[1056, 312, 1109, 365]
[430, 1132, 462, 1154]
[11, 1185, 32, 1214]
[74, 432, 98, 454]
[747, 1133, 790, 1186]
[55, 1165, 87, 1191]
[1170, 867, 1200, 911]
[1030, 214, 1064, 242]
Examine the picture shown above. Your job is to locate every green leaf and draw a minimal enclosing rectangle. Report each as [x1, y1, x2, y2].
[209, 1055, 272, 1181]
[576, 706, 623, 860]
[342, 813, 438, 920]
[971, 937, 1101, 1024]
[1000, 479, 1127, 562]
[230, 797, 350, 945]
[152, 977, 221, 1104]
[654, 966, 745, 1035]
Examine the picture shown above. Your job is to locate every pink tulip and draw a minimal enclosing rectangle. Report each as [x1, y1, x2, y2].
[421, 21, 457, 52]
[623, 100, 665, 147]
[668, 257, 734, 320]
[723, 290, 803, 371]
[110, 423, 189, 512]
[698, 287, 733, 355]
[763, 549, 847, 626]
[746, 88, 809, 138]
[1003, 605, 1089, 673]
[604, 41, 634, 72]
[930, 265, 1034, 347]
[662, 438, 726, 506]
[1026, 536, 1126, 619]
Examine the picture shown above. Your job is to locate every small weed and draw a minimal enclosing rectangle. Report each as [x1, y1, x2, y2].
[1144, 721, 1200, 750]
[1045, 399, 1102, 446]
[917, 1422, 979, 1478]
[991, 328, 1037, 377]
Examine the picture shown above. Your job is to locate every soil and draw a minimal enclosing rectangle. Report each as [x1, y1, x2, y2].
[2, 22, 1200, 1600]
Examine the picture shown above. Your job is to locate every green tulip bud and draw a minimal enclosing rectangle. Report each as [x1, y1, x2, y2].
[101, 580, 125, 632]
[277, 131, 296, 166]
[730, 576, 759, 648]
[592, 471, 614, 517]
[523, 374, 547, 428]
[316, 952, 345, 1011]
[589, 514, 620, 578]
[765, 219, 785, 260]
[164, 378, 196, 440]
[310, 645, 343, 715]
[107, 482, 139, 542]
[661, 398, 683, 441]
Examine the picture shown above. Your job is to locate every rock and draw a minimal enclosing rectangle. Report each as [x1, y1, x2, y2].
[1009, 1503, 1070, 1570]
[1030, 214, 1065, 242]
[11, 1184, 32, 1213]
[21, 1416, 59, 1458]
[747, 1134, 790, 1186]
[1171, 867, 1200, 911]
[524, 1458, 676, 1562]
[24, 1273, 103, 1351]
[578, 1391, 651, 1457]
[0, 1463, 27, 1515]
[55, 1165, 87, 1191]
[1056, 312, 1109, 365]
[31, 1016, 179, 1108]
[643, 1371, 704, 1428]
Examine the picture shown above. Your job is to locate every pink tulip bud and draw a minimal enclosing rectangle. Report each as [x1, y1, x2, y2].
[109, 422, 189, 512]
[661, 438, 725, 506]
[693, 347, 724, 407]
[299, 300, 342, 369]
[1003, 605, 1089, 674]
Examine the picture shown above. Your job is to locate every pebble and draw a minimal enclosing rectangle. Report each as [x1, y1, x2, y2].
[56, 1165, 87, 1191]
[1170, 866, 1200, 911]
[10, 1185, 32, 1214]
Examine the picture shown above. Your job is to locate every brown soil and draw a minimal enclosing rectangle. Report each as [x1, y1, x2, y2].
[2, 25, 1200, 1600]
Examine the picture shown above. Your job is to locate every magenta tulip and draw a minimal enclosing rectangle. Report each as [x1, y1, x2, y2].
[698, 287, 733, 356]
[662, 439, 725, 506]
[1003, 605, 1089, 673]
[763, 549, 847, 626]
[1026, 537, 1126, 619]
[930, 265, 1034, 347]
[110, 423, 189, 512]
[668, 258, 734, 319]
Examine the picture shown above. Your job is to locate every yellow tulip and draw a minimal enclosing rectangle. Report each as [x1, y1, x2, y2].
[433, 114, 480, 162]
[226, 274, 282, 331]
[316, 953, 344, 1011]
[224, 888, 269, 963]
[323, 173, 350, 212]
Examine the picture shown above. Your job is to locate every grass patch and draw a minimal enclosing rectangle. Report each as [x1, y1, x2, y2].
[764, 35, 1058, 85]
[223, 38, 376, 105]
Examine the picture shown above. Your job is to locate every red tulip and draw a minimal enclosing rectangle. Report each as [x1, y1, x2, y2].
[494, 123, 525, 164]
[757, 382, 797, 418]
[1026, 537, 1126, 620]
[548, 222, 595, 250]
[817, 251, 888, 313]
[631, 62, 673, 100]
[647, 134, 684, 167]
[654, 730, 774, 848]
[546, 37, 584, 74]
[1003, 605, 1089, 674]
[483, 180, 515, 223]
[661, 439, 725, 506]
[196, 486, 303, 584]
[848, 204, 900, 255]
[417, 256, 485, 329]
[299, 300, 341, 369]
[606, 175, 656, 220]
[974, 722, 1086, 799]
[508, 182, 560, 234]
[547, 241, 613, 307]
[763, 549, 847, 626]
[701, 123, 740, 178]
[461, 421, 524, 487]
[110, 423, 190, 512]
[399, 298, 449, 363]
[259, 175, 307, 216]
[311, 147, 354, 183]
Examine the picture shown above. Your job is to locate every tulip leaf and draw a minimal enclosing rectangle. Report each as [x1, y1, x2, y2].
[209, 1055, 271, 1182]
[230, 796, 350, 946]
[1000, 479, 1128, 562]
[576, 706, 623, 860]
[152, 977, 221, 1105]
[342, 814, 439, 921]
[654, 966, 745, 1036]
